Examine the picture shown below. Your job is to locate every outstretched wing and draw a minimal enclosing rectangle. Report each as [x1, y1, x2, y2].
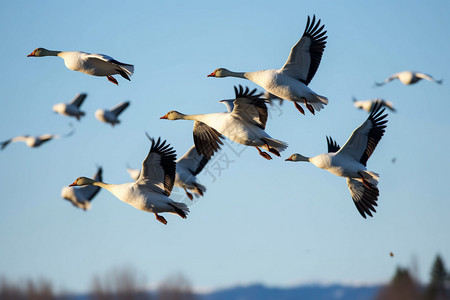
[110, 101, 130, 117]
[138, 136, 177, 196]
[69, 93, 87, 108]
[337, 102, 388, 166]
[219, 99, 235, 113]
[415, 72, 443, 84]
[280, 15, 328, 85]
[193, 121, 224, 159]
[326, 136, 340, 153]
[177, 145, 209, 176]
[347, 178, 379, 218]
[374, 73, 399, 87]
[231, 85, 267, 129]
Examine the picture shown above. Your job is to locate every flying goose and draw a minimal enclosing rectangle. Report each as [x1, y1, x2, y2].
[69, 136, 189, 225]
[61, 166, 103, 211]
[353, 97, 396, 113]
[27, 48, 134, 85]
[53, 93, 87, 120]
[161, 85, 288, 160]
[127, 145, 209, 201]
[95, 101, 130, 126]
[286, 103, 388, 218]
[375, 71, 442, 86]
[1, 127, 74, 150]
[207, 15, 328, 116]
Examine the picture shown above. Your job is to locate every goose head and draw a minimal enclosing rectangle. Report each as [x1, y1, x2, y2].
[160, 110, 185, 120]
[69, 177, 96, 187]
[207, 68, 232, 78]
[27, 48, 52, 57]
[285, 153, 310, 162]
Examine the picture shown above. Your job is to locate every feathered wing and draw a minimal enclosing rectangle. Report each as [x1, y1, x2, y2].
[110, 101, 130, 117]
[176, 145, 209, 176]
[347, 178, 379, 218]
[79, 167, 103, 202]
[336, 102, 388, 166]
[230, 85, 267, 129]
[326, 136, 340, 153]
[375, 73, 399, 86]
[86, 53, 134, 78]
[193, 121, 224, 159]
[219, 99, 235, 113]
[415, 72, 443, 84]
[280, 15, 328, 85]
[137, 136, 177, 196]
[69, 93, 87, 107]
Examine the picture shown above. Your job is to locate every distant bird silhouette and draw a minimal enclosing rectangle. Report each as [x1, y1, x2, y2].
[53, 93, 87, 120]
[95, 101, 130, 126]
[27, 48, 134, 85]
[1, 126, 74, 150]
[286, 103, 388, 218]
[353, 97, 396, 113]
[70, 136, 189, 225]
[375, 71, 442, 86]
[61, 166, 103, 210]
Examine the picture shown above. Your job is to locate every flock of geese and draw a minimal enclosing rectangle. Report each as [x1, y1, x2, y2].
[7, 15, 443, 224]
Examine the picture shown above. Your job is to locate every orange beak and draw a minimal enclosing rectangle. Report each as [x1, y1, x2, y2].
[285, 157, 293, 161]
[27, 50, 36, 57]
[207, 71, 216, 77]
[69, 181, 77, 187]
[160, 114, 168, 119]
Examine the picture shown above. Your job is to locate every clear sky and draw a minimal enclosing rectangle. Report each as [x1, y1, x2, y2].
[1, 0, 449, 294]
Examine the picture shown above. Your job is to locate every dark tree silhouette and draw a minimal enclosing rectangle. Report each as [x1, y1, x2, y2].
[157, 273, 198, 300]
[424, 254, 450, 300]
[375, 267, 421, 300]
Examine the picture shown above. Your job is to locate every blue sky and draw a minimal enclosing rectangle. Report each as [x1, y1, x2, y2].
[1, 0, 449, 294]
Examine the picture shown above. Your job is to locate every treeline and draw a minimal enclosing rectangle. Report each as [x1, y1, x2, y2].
[376, 254, 450, 300]
[0, 268, 197, 300]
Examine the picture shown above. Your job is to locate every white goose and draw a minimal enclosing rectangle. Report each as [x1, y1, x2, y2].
[375, 71, 443, 86]
[53, 93, 87, 120]
[27, 48, 134, 85]
[1, 127, 74, 150]
[61, 166, 103, 211]
[161, 85, 288, 160]
[95, 101, 130, 126]
[69, 136, 189, 225]
[207, 15, 328, 116]
[353, 97, 396, 113]
[127, 145, 209, 200]
[286, 103, 388, 218]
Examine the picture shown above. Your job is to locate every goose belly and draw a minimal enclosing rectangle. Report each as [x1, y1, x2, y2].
[220, 122, 267, 146]
[270, 74, 316, 102]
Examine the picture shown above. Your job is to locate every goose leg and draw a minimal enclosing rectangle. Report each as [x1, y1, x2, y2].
[107, 75, 119, 85]
[193, 184, 204, 196]
[263, 141, 281, 157]
[184, 188, 194, 200]
[154, 212, 167, 225]
[358, 172, 374, 190]
[255, 147, 272, 160]
[294, 102, 305, 115]
[303, 98, 315, 115]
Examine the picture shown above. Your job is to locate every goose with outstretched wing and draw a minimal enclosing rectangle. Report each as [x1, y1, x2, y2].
[286, 103, 388, 218]
[208, 15, 328, 116]
[70, 136, 189, 225]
